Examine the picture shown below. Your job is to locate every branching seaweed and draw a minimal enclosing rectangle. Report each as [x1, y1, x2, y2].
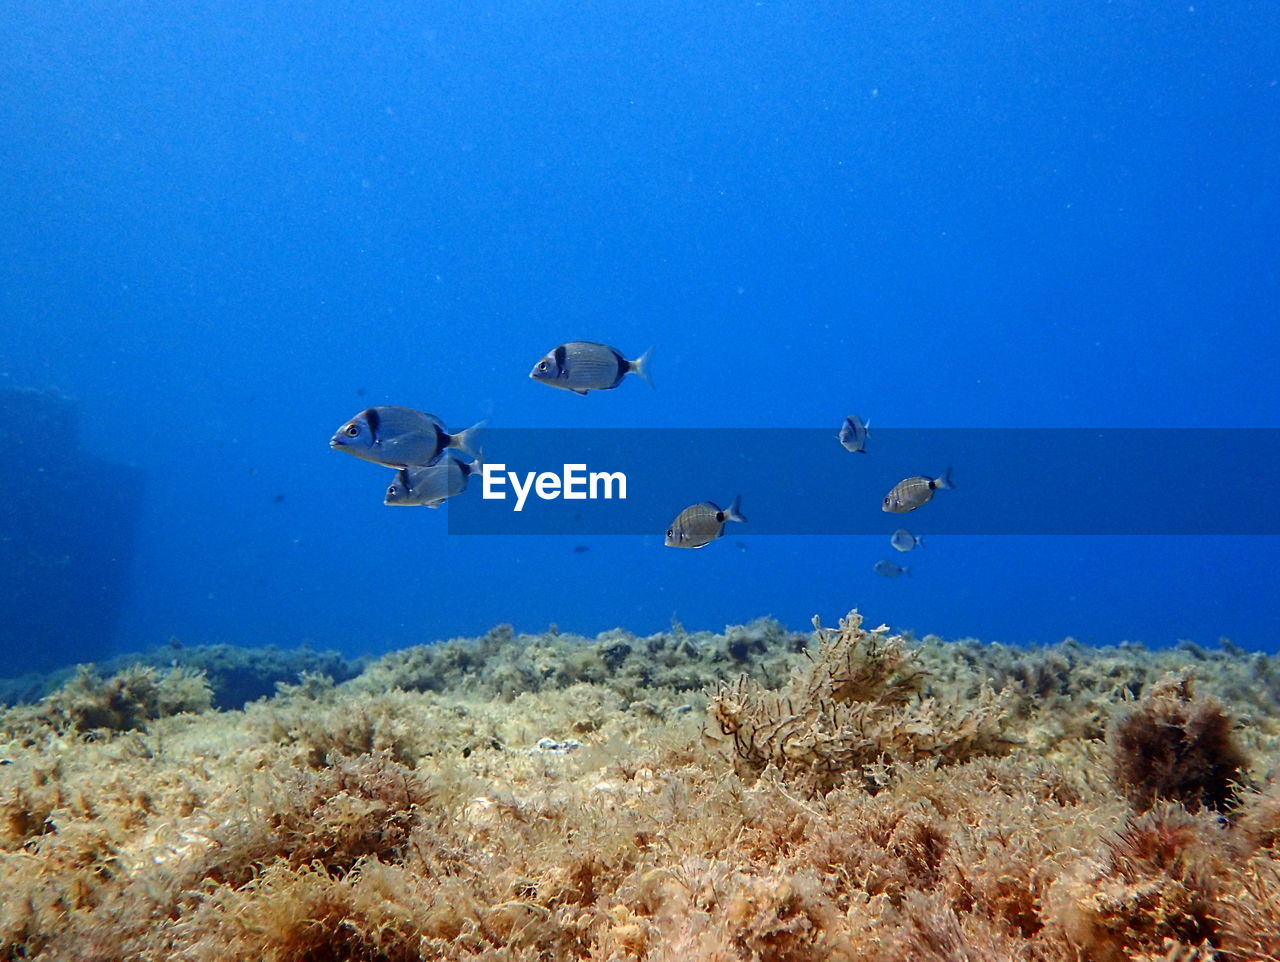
[707, 611, 1014, 794]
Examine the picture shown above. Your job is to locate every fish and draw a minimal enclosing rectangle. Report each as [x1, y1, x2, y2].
[890, 529, 923, 552]
[873, 559, 911, 578]
[838, 415, 870, 453]
[665, 496, 747, 549]
[330, 406, 484, 469]
[384, 455, 482, 507]
[882, 468, 953, 513]
[529, 341, 653, 395]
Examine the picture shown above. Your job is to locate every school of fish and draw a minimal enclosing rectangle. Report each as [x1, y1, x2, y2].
[330, 345, 958, 564]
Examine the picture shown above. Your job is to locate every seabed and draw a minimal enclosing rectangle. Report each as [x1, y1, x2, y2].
[2, 611, 1278, 961]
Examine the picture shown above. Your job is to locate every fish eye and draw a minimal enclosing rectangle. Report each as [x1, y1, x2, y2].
[537, 360, 548, 371]
[388, 486, 398, 496]
[666, 528, 674, 538]
[345, 424, 359, 437]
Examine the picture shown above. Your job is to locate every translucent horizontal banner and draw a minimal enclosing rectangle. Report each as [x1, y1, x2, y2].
[443, 428, 1280, 535]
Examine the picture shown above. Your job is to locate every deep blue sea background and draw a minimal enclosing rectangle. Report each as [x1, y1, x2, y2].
[2, 1, 1278, 675]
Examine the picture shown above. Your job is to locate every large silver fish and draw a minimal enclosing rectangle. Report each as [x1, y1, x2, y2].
[384, 456, 482, 507]
[838, 414, 870, 453]
[882, 468, 953, 513]
[529, 341, 653, 395]
[665, 496, 746, 549]
[329, 406, 484, 469]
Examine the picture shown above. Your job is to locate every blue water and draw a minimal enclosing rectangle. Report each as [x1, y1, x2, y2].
[3, 1, 1278, 672]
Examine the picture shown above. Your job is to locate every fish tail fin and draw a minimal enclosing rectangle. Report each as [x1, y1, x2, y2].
[904, 565, 912, 577]
[630, 346, 654, 389]
[452, 420, 488, 460]
[936, 467, 954, 490]
[726, 494, 747, 524]
[917, 535, 924, 549]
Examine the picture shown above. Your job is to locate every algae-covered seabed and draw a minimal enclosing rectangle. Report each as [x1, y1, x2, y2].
[2, 612, 1279, 962]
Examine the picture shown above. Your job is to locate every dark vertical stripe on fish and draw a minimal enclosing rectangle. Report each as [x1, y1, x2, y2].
[553, 345, 567, 378]
[363, 407, 380, 441]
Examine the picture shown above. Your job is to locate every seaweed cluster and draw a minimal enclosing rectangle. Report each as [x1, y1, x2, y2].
[2, 664, 212, 738]
[707, 612, 1013, 794]
[0, 641, 356, 711]
[1108, 673, 1247, 814]
[1, 610, 1278, 961]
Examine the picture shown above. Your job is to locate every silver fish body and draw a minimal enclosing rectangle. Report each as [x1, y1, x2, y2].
[838, 415, 870, 453]
[529, 341, 653, 395]
[665, 495, 746, 549]
[890, 529, 923, 552]
[329, 406, 484, 469]
[385, 456, 481, 507]
[882, 468, 953, 513]
[873, 560, 910, 578]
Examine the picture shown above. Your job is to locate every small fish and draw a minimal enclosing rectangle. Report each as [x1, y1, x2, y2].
[838, 415, 870, 453]
[384, 456, 482, 507]
[665, 496, 747, 549]
[272, 493, 287, 504]
[873, 559, 911, 578]
[330, 406, 484, 469]
[890, 529, 922, 552]
[882, 468, 953, 513]
[530, 341, 653, 395]
[572, 544, 591, 554]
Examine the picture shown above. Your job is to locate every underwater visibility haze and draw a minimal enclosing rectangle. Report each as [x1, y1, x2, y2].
[11, 6, 1280, 962]
[2, 0, 1279, 673]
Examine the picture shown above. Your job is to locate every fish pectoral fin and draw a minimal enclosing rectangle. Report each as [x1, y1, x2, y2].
[571, 388, 590, 396]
